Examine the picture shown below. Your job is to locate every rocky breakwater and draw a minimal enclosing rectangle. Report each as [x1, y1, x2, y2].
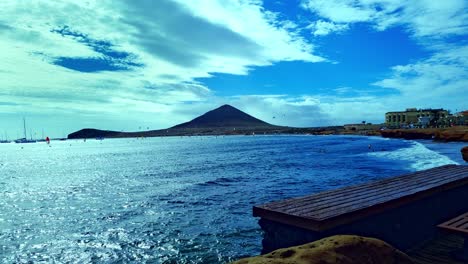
[381, 127, 468, 142]
[462, 146, 468, 162]
[232, 235, 413, 264]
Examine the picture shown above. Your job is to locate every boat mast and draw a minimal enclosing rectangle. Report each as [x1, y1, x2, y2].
[23, 118, 27, 139]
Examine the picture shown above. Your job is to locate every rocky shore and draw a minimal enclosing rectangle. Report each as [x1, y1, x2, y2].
[380, 126, 468, 142]
[232, 235, 413, 264]
[462, 146, 468, 162]
[67, 104, 468, 142]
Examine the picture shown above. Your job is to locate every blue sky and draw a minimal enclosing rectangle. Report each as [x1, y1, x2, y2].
[0, 0, 467, 138]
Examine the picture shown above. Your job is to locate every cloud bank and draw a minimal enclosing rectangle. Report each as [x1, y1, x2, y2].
[0, 0, 323, 134]
[299, 0, 468, 122]
[0, 0, 466, 136]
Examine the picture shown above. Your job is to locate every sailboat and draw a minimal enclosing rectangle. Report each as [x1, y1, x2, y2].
[0, 131, 10, 143]
[0, 132, 10, 143]
[14, 118, 36, 143]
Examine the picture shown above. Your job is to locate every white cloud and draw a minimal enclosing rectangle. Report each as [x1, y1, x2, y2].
[0, 0, 466, 137]
[301, 0, 468, 116]
[307, 20, 349, 36]
[301, 0, 383, 24]
[374, 45, 468, 107]
[227, 95, 329, 127]
[0, 0, 325, 136]
[301, 0, 468, 38]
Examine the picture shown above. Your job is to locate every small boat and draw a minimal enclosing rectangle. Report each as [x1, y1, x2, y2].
[14, 118, 36, 144]
[1, 131, 11, 143]
[14, 138, 36, 144]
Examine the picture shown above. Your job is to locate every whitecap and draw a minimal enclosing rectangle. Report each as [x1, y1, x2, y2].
[368, 141, 458, 171]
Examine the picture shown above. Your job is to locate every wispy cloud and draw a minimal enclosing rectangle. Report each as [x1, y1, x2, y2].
[374, 45, 468, 102]
[301, 0, 468, 38]
[307, 20, 349, 36]
[301, 0, 468, 114]
[0, 0, 323, 133]
[0, 0, 466, 135]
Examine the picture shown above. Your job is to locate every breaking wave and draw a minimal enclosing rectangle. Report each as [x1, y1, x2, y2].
[369, 141, 458, 170]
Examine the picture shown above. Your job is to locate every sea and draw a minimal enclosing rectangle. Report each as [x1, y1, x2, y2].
[0, 135, 465, 263]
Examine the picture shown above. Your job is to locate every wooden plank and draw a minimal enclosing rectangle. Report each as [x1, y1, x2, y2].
[305, 172, 468, 219]
[438, 212, 468, 235]
[291, 171, 466, 217]
[409, 234, 465, 264]
[444, 214, 468, 226]
[458, 222, 468, 230]
[258, 165, 466, 212]
[254, 165, 468, 231]
[267, 165, 464, 214]
[284, 178, 422, 213]
[258, 166, 467, 218]
[269, 165, 458, 211]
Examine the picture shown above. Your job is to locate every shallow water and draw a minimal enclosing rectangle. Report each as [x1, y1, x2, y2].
[0, 135, 463, 263]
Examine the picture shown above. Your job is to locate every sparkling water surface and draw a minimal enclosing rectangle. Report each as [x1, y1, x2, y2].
[0, 135, 463, 263]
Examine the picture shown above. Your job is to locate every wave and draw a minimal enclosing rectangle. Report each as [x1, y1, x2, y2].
[368, 141, 458, 170]
[197, 177, 241, 187]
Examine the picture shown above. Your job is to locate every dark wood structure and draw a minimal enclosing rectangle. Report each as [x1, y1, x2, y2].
[253, 165, 468, 253]
[438, 212, 468, 261]
[438, 212, 468, 235]
[410, 234, 465, 264]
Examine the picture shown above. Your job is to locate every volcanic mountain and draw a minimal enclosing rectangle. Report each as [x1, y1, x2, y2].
[172, 104, 275, 129]
[68, 104, 282, 139]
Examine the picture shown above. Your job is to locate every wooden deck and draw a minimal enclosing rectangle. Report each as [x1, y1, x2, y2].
[438, 212, 468, 235]
[254, 165, 468, 231]
[409, 234, 465, 264]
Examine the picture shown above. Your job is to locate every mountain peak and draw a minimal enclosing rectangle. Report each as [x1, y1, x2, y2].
[171, 104, 274, 129]
[218, 104, 235, 109]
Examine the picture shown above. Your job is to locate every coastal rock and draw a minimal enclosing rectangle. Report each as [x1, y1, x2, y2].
[438, 129, 468, 142]
[232, 235, 413, 264]
[380, 127, 468, 142]
[462, 146, 468, 162]
[380, 129, 434, 140]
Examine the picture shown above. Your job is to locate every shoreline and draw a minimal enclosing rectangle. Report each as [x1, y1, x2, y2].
[66, 126, 468, 143]
[380, 126, 468, 142]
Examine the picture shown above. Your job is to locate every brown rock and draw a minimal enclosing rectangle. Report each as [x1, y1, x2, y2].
[380, 127, 468, 142]
[462, 146, 468, 162]
[232, 235, 414, 264]
[439, 130, 468, 141]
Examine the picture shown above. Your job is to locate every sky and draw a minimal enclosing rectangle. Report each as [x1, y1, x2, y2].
[0, 0, 467, 138]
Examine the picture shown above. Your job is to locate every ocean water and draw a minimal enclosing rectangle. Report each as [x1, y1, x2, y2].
[0, 135, 464, 263]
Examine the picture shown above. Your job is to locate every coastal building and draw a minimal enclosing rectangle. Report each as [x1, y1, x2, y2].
[385, 108, 449, 128]
[454, 110, 468, 126]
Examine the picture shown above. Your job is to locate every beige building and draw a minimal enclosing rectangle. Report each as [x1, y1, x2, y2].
[385, 108, 449, 128]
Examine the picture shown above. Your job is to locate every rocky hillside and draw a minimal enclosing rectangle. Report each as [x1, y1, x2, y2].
[172, 104, 277, 129]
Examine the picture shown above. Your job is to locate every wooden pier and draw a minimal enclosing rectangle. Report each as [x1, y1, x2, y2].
[409, 234, 465, 264]
[253, 165, 468, 253]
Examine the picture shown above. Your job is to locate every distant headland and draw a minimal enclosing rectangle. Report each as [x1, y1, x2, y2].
[67, 104, 468, 142]
[67, 104, 343, 139]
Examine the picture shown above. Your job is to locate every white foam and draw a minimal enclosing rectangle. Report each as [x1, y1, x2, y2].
[369, 141, 459, 171]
